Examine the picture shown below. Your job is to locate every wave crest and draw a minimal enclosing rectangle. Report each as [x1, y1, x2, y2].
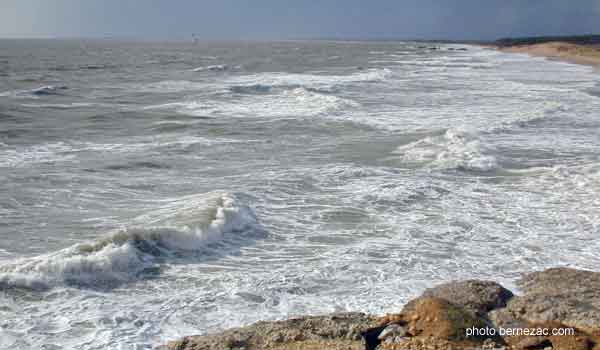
[151, 87, 359, 118]
[225, 68, 391, 93]
[26, 85, 68, 96]
[0, 192, 260, 290]
[192, 64, 228, 72]
[394, 129, 499, 172]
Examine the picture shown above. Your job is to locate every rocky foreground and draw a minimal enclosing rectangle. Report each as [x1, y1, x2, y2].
[164, 268, 600, 350]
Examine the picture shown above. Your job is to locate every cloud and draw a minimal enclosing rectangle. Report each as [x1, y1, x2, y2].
[1, 0, 599, 39]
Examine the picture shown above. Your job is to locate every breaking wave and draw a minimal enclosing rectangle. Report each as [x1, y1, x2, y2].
[0, 192, 261, 290]
[148, 87, 360, 118]
[225, 68, 391, 93]
[394, 129, 499, 172]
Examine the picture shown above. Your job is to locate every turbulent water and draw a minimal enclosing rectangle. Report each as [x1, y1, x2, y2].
[1, 39, 599, 349]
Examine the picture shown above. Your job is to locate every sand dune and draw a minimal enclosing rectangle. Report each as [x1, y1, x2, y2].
[499, 41, 600, 67]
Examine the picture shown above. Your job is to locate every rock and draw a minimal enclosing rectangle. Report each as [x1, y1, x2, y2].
[374, 297, 504, 350]
[518, 268, 600, 296]
[500, 321, 598, 350]
[422, 280, 514, 316]
[374, 337, 504, 350]
[369, 296, 508, 349]
[166, 268, 600, 350]
[496, 268, 600, 334]
[399, 297, 490, 341]
[381, 336, 409, 345]
[513, 335, 551, 349]
[378, 324, 408, 340]
[488, 307, 529, 330]
[166, 312, 376, 350]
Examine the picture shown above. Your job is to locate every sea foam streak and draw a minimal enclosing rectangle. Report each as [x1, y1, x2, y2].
[0, 192, 260, 290]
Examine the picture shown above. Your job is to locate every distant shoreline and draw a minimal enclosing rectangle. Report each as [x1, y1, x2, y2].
[484, 35, 600, 69]
[497, 42, 600, 68]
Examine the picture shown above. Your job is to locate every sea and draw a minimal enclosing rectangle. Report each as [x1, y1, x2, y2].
[0, 39, 599, 349]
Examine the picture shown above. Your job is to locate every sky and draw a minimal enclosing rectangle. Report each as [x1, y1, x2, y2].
[1, 0, 600, 40]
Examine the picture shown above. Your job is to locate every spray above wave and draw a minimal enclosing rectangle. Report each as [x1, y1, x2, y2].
[394, 129, 499, 172]
[0, 192, 261, 290]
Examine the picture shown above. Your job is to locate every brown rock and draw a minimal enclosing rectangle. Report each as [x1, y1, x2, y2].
[400, 297, 490, 341]
[375, 297, 504, 350]
[422, 280, 514, 316]
[501, 321, 599, 350]
[166, 268, 600, 350]
[165, 312, 376, 350]
[495, 268, 600, 334]
[513, 335, 551, 349]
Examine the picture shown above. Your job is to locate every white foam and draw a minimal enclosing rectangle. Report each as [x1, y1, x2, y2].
[0, 192, 259, 289]
[192, 64, 228, 72]
[164, 87, 360, 119]
[28, 85, 68, 95]
[19, 102, 98, 109]
[394, 129, 499, 171]
[4, 42, 600, 350]
[0, 142, 76, 167]
[0, 136, 232, 168]
[225, 68, 391, 93]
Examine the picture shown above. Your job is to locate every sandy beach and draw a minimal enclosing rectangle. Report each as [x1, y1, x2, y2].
[497, 42, 600, 68]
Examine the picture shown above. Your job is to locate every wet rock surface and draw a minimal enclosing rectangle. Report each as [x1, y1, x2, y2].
[165, 268, 600, 350]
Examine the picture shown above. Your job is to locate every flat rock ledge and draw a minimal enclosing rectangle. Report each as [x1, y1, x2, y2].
[165, 268, 600, 350]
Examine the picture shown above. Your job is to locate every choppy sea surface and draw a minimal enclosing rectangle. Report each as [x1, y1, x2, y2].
[1, 39, 599, 349]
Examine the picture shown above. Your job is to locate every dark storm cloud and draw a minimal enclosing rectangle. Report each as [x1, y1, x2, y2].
[1, 0, 599, 39]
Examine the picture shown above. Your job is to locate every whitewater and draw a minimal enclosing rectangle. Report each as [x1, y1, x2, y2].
[0, 39, 599, 349]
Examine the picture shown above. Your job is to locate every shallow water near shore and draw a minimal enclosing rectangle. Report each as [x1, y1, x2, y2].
[0, 39, 599, 349]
